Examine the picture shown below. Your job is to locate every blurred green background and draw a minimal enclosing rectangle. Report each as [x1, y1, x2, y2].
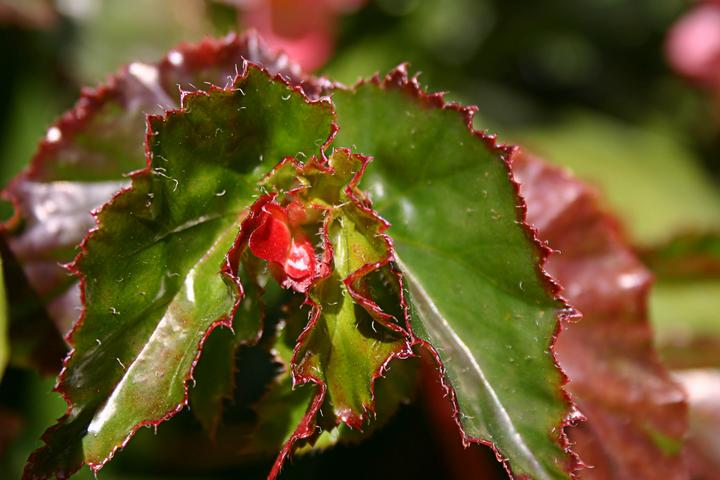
[0, 0, 718, 478]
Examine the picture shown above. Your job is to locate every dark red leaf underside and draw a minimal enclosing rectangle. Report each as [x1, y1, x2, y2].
[515, 153, 689, 479]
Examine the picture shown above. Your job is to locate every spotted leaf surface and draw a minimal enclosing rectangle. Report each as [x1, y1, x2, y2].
[1, 31, 324, 341]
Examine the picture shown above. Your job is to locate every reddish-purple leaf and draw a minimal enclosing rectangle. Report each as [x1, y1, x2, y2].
[515, 153, 689, 479]
[674, 369, 720, 479]
[1, 31, 327, 341]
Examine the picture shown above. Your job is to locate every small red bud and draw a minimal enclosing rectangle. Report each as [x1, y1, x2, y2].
[248, 200, 316, 285]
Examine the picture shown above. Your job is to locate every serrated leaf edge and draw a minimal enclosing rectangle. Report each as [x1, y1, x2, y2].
[229, 151, 415, 479]
[1, 30, 329, 235]
[23, 59, 337, 479]
[332, 65, 585, 478]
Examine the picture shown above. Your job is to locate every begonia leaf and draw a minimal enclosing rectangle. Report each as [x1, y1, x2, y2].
[331, 68, 578, 479]
[516, 153, 688, 479]
[23, 64, 335, 479]
[225, 150, 415, 478]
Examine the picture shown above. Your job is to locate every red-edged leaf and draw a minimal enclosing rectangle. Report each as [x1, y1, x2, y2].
[225, 150, 415, 478]
[1, 31, 327, 340]
[188, 253, 266, 437]
[22, 63, 336, 479]
[331, 67, 580, 479]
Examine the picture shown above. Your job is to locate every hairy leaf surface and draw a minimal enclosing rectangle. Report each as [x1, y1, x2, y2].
[231, 280, 417, 463]
[228, 150, 415, 477]
[331, 68, 576, 479]
[23, 65, 335, 479]
[1, 31, 324, 339]
[293, 151, 412, 427]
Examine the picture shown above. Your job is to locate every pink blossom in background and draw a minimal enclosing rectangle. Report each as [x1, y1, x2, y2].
[666, 2, 720, 87]
[225, 0, 366, 71]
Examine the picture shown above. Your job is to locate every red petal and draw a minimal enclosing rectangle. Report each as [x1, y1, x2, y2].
[284, 237, 316, 279]
[249, 203, 291, 264]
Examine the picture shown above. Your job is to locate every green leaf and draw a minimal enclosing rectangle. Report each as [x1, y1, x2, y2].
[331, 67, 576, 479]
[2, 31, 322, 342]
[24, 65, 335, 479]
[189, 254, 265, 436]
[296, 150, 412, 426]
[232, 281, 418, 462]
[234, 150, 415, 477]
[231, 298, 318, 459]
[295, 204, 410, 425]
[245, 363, 317, 459]
[306, 354, 419, 454]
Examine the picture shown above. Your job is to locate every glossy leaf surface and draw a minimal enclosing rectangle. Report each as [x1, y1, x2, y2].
[2, 31, 324, 338]
[292, 151, 412, 427]
[188, 255, 265, 437]
[229, 151, 415, 477]
[515, 153, 688, 479]
[331, 68, 576, 479]
[234, 280, 417, 463]
[23, 65, 335, 479]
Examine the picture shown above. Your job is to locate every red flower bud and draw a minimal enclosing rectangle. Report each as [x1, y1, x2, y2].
[249, 200, 316, 284]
